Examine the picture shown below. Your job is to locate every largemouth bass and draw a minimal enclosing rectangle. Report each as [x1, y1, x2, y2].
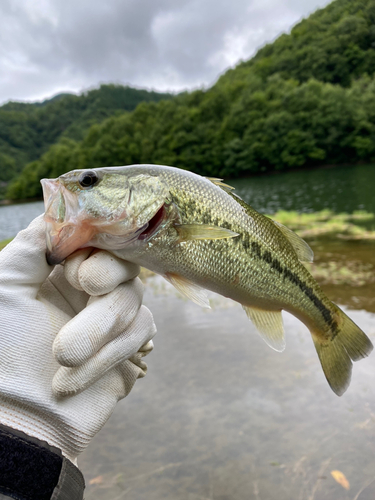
[41, 164, 373, 396]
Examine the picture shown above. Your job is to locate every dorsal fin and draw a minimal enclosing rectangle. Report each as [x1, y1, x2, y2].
[205, 177, 235, 192]
[271, 220, 314, 263]
[214, 184, 313, 263]
[242, 305, 285, 352]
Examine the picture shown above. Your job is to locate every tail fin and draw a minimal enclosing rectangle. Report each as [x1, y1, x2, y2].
[312, 306, 373, 396]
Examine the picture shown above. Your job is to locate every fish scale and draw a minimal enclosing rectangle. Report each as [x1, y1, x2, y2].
[138, 169, 324, 318]
[42, 164, 373, 396]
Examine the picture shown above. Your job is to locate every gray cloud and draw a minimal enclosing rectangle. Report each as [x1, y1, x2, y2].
[0, 0, 331, 104]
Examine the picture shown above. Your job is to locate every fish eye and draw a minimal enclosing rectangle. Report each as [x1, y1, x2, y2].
[79, 171, 99, 188]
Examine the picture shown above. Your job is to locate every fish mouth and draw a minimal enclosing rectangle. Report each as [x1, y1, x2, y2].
[41, 178, 98, 265]
[138, 205, 166, 240]
[41, 178, 168, 265]
[45, 221, 97, 265]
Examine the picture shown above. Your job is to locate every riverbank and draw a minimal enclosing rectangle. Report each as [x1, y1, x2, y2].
[1, 210, 375, 312]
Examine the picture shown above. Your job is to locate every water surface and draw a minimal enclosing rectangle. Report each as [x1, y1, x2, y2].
[80, 279, 375, 500]
[1, 164, 375, 240]
[0, 201, 44, 240]
[230, 164, 375, 214]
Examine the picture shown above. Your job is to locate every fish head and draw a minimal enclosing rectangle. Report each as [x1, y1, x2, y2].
[41, 167, 170, 265]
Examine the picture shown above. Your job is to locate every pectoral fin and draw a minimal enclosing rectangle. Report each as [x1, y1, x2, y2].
[175, 224, 239, 242]
[242, 305, 285, 352]
[165, 272, 211, 309]
[272, 220, 314, 263]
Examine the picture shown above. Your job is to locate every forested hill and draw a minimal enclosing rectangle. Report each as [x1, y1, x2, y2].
[0, 85, 172, 183]
[218, 0, 375, 88]
[7, 0, 375, 200]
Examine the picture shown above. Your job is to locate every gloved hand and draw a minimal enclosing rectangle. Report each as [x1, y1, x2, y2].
[0, 215, 156, 464]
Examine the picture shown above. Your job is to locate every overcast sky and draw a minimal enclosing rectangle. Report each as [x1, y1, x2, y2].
[0, 0, 332, 105]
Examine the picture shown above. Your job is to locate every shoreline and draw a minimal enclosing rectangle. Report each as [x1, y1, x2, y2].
[2, 162, 375, 206]
[0, 196, 43, 206]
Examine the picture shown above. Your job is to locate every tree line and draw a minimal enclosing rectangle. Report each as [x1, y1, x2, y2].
[0, 85, 172, 184]
[5, 0, 375, 200]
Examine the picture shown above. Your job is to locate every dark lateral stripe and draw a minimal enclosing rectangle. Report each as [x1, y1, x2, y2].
[249, 241, 338, 333]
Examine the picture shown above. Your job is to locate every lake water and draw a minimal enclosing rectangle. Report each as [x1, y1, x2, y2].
[0, 200, 44, 240]
[230, 163, 375, 214]
[1, 164, 375, 240]
[80, 278, 375, 500]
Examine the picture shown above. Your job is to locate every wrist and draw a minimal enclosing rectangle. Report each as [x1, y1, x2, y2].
[0, 395, 82, 464]
[0, 423, 85, 500]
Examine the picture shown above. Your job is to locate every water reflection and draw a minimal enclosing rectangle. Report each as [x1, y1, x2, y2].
[0, 201, 44, 240]
[80, 277, 375, 500]
[230, 164, 375, 214]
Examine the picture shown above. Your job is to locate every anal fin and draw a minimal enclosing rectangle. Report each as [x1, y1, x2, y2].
[242, 305, 285, 352]
[165, 272, 211, 309]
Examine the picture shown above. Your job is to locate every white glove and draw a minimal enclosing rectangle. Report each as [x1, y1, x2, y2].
[0, 215, 156, 464]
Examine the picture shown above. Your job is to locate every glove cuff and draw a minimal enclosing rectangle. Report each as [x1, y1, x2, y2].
[0, 424, 85, 500]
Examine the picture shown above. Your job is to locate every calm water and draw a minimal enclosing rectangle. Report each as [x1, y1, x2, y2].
[230, 164, 375, 214]
[80, 279, 375, 500]
[1, 164, 375, 240]
[0, 200, 44, 240]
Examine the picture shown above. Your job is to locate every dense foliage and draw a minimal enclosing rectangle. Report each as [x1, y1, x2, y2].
[0, 84, 172, 182]
[219, 0, 375, 88]
[7, 0, 375, 200]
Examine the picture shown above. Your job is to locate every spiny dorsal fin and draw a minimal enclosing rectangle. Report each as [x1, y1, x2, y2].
[242, 305, 285, 352]
[272, 220, 314, 263]
[205, 177, 235, 192]
[175, 224, 239, 242]
[165, 272, 211, 309]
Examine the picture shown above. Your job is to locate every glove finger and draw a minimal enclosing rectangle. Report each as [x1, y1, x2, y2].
[65, 249, 140, 296]
[64, 248, 93, 291]
[38, 265, 89, 316]
[53, 278, 144, 367]
[127, 339, 154, 378]
[53, 359, 145, 400]
[137, 339, 154, 354]
[0, 215, 52, 290]
[52, 306, 156, 396]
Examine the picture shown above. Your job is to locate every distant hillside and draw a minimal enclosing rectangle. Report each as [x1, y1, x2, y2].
[8, 0, 375, 200]
[0, 84, 172, 184]
[218, 0, 375, 89]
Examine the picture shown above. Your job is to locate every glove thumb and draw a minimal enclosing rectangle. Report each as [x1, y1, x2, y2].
[0, 215, 53, 292]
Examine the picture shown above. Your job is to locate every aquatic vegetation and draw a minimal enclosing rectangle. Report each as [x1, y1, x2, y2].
[307, 261, 375, 287]
[270, 210, 375, 240]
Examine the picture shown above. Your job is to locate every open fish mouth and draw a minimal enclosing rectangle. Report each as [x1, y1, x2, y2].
[44, 221, 96, 265]
[41, 177, 96, 264]
[137, 205, 166, 240]
[41, 177, 167, 265]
